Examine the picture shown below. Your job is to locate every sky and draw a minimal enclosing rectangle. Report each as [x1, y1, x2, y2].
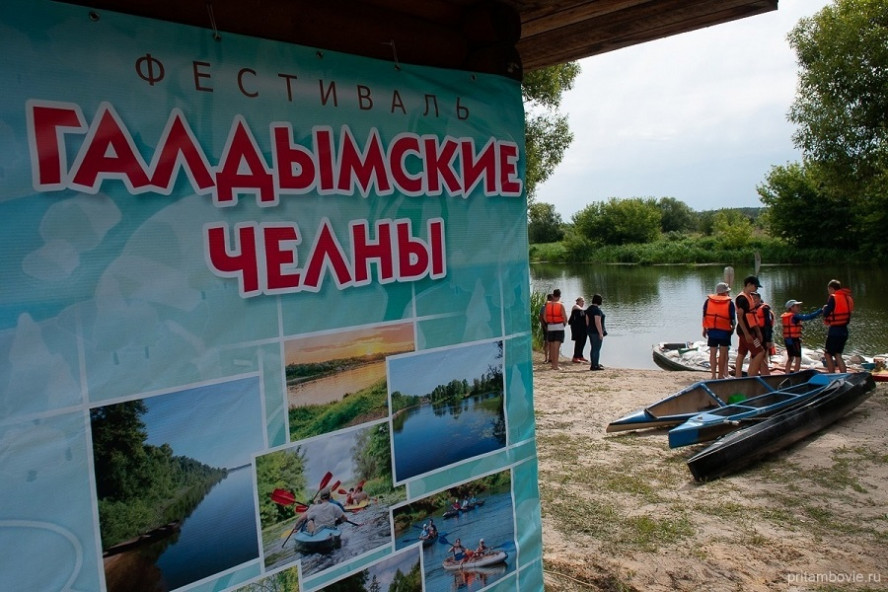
[534, 0, 833, 219]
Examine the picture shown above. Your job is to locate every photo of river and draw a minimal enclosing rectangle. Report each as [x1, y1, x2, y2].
[95, 378, 265, 592]
[388, 341, 505, 483]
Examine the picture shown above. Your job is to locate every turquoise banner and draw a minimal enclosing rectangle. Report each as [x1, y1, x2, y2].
[0, 1, 540, 590]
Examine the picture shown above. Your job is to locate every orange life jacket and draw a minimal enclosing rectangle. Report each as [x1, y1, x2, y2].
[703, 294, 733, 331]
[824, 288, 853, 326]
[736, 292, 758, 329]
[754, 303, 773, 328]
[781, 311, 802, 339]
[544, 301, 565, 324]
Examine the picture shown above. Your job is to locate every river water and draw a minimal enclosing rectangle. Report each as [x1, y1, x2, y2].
[531, 263, 888, 370]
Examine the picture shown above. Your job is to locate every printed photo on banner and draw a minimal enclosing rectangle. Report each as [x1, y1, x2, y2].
[285, 323, 415, 441]
[255, 421, 405, 576]
[390, 469, 515, 592]
[90, 377, 265, 592]
[312, 546, 421, 592]
[228, 563, 301, 592]
[388, 340, 506, 483]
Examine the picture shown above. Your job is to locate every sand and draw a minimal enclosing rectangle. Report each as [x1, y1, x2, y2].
[533, 353, 888, 591]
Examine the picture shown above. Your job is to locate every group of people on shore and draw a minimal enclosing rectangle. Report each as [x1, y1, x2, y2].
[538, 288, 606, 371]
[702, 275, 854, 379]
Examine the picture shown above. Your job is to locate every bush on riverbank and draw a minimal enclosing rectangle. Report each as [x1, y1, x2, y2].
[530, 234, 848, 265]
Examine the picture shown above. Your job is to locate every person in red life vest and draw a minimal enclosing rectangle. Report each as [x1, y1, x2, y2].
[569, 297, 589, 363]
[734, 275, 766, 378]
[702, 282, 735, 380]
[822, 279, 854, 373]
[543, 288, 568, 370]
[781, 299, 822, 373]
[752, 292, 775, 375]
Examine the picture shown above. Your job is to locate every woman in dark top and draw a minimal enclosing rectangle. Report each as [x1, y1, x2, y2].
[586, 294, 607, 371]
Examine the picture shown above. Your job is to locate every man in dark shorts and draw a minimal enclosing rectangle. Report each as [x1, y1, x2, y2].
[822, 279, 853, 373]
[702, 282, 735, 379]
[734, 275, 765, 378]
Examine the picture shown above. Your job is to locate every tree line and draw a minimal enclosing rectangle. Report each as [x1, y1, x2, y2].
[90, 400, 228, 548]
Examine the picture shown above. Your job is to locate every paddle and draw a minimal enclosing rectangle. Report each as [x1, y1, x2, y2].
[271, 488, 296, 506]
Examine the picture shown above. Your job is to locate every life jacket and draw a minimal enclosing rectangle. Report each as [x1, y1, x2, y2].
[781, 311, 802, 339]
[824, 288, 853, 326]
[703, 294, 733, 331]
[754, 303, 773, 329]
[736, 292, 758, 329]
[544, 301, 565, 324]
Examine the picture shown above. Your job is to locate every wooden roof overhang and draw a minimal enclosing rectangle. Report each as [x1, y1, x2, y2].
[61, 0, 778, 80]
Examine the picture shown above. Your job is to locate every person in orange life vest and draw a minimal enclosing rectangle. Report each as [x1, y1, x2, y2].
[734, 275, 766, 378]
[822, 279, 854, 373]
[781, 299, 822, 373]
[544, 288, 568, 370]
[569, 297, 589, 363]
[538, 293, 553, 363]
[702, 282, 735, 380]
[752, 292, 775, 375]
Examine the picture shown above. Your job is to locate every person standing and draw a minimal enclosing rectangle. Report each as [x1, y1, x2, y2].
[702, 282, 735, 379]
[734, 276, 765, 378]
[781, 299, 822, 373]
[538, 293, 553, 363]
[569, 297, 589, 363]
[752, 292, 775, 375]
[586, 294, 607, 371]
[543, 289, 567, 370]
[822, 279, 854, 373]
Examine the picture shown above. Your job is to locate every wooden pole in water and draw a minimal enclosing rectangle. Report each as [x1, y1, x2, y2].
[723, 266, 734, 289]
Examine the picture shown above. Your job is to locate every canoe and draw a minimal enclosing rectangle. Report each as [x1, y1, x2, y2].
[687, 372, 876, 481]
[667, 371, 848, 448]
[442, 550, 508, 571]
[420, 533, 438, 547]
[293, 525, 341, 554]
[606, 370, 819, 433]
[652, 341, 823, 374]
[343, 499, 369, 512]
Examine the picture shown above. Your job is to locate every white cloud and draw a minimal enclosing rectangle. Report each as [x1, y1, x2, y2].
[536, 0, 832, 217]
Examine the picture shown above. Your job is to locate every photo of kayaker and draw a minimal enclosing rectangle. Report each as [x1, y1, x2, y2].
[388, 340, 506, 483]
[92, 377, 265, 592]
[255, 422, 406, 577]
[285, 323, 414, 440]
[390, 470, 515, 591]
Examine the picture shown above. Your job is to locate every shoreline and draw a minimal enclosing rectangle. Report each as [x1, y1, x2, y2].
[532, 353, 888, 591]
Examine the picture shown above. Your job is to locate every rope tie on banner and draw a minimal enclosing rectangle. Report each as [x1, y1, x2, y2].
[206, 0, 221, 41]
[382, 40, 400, 70]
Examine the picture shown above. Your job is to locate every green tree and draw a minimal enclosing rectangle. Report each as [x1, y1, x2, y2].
[572, 198, 661, 245]
[711, 210, 753, 249]
[522, 63, 580, 202]
[527, 202, 564, 243]
[656, 197, 697, 234]
[757, 161, 855, 248]
[788, 0, 888, 256]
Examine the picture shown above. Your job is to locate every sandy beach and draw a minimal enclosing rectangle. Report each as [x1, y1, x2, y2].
[534, 353, 888, 591]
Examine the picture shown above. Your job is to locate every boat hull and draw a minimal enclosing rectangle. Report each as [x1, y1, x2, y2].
[606, 370, 819, 433]
[442, 550, 507, 571]
[293, 526, 341, 554]
[687, 372, 876, 481]
[667, 371, 842, 448]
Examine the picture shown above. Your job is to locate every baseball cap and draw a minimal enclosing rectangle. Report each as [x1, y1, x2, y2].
[785, 299, 802, 310]
[743, 275, 762, 288]
[715, 282, 730, 294]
